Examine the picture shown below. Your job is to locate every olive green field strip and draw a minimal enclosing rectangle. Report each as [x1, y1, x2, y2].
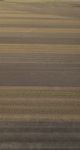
[0, 87, 80, 121]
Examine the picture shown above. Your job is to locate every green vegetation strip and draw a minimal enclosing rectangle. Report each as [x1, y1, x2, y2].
[0, 88, 80, 98]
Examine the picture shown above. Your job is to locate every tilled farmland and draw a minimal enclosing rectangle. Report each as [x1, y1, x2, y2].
[0, 1, 80, 150]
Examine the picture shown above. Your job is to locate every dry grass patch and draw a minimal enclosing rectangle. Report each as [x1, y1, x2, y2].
[0, 44, 80, 54]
